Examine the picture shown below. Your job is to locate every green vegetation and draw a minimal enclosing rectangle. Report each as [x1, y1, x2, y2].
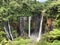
[0, 37, 31, 45]
[36, 29, 60, 45]
[0, 0, 60, 45]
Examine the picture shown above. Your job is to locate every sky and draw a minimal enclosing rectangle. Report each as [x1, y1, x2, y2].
[37, 0, 46, 2]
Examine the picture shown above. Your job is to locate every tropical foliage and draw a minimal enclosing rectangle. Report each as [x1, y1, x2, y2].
[0, 0, 60, 45]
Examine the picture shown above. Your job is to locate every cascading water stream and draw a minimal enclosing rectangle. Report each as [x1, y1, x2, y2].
[37, 13, 44, 42]
[8, 20, 13, 40]
[3, 20, 13, 40]
[28, 16, 31, 37]
[28, 14, 44, 42]
[4, 21, 10, 40]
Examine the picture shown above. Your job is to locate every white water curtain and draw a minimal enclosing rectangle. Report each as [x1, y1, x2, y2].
[8, 20, 13, 40]
[28, 16, 31, 37]
[37, 14, 43, 42]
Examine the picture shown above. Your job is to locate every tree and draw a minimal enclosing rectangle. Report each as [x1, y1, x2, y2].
[45, 0, 60, 28]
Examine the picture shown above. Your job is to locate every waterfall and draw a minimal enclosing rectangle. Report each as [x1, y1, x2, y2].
[28, 16, 31, 37]
[4, 23, 10, 40]
[20, 17, 25, 36]
[8, 20, 13, 40]
[37, 14, 43, 42]
[4, 21, 11, 40]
